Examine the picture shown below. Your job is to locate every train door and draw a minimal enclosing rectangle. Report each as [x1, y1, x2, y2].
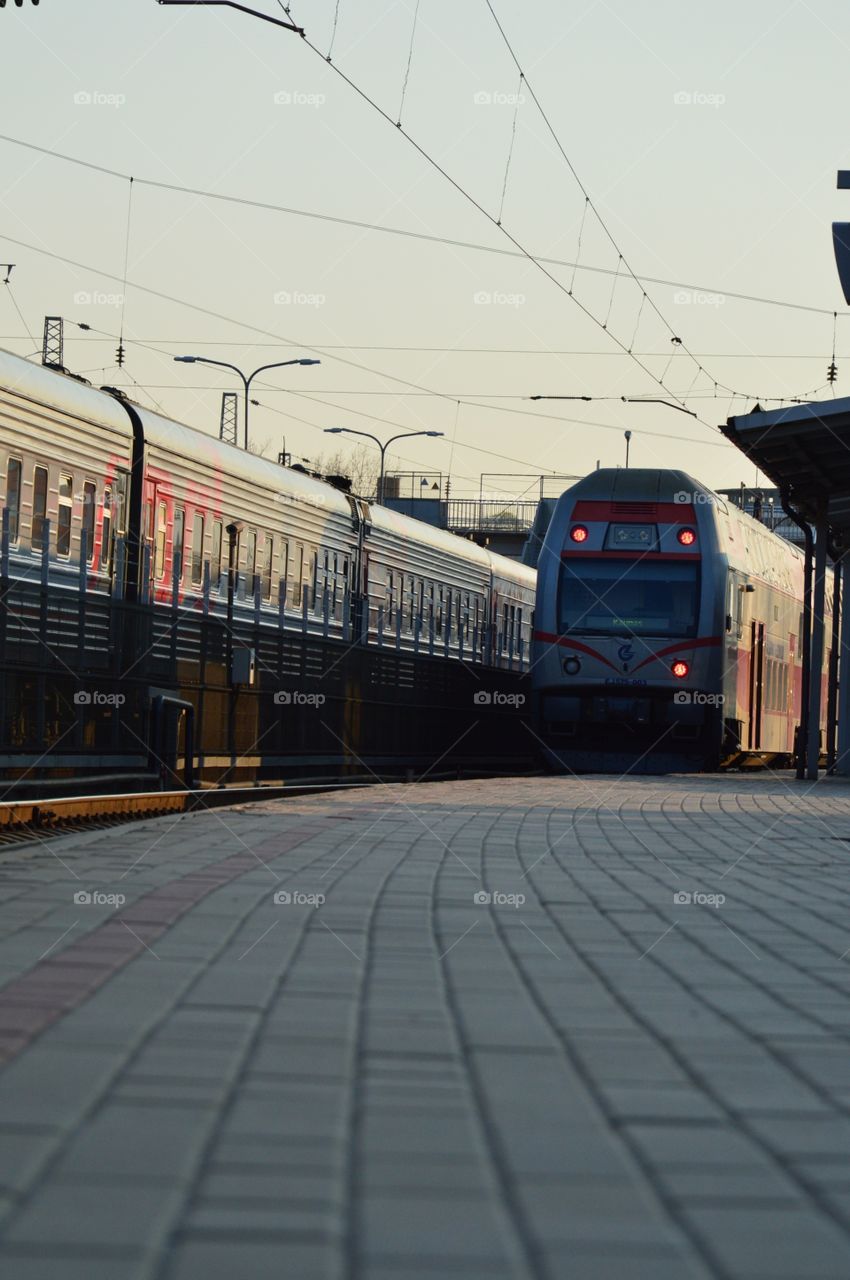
[104, 469, 129, 587]
[142, 479, 167, 597]
[747, 619, 765, 749]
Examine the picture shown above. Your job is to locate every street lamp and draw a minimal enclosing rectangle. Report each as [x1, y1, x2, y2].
[174, 355, 320, 450]
[323, 428, 444, 503]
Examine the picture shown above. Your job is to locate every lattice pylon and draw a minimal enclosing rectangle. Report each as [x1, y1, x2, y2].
[42, 316, 63, 368]
[220, 392, 239, 445]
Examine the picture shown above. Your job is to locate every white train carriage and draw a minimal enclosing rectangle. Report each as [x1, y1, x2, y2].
[532, 467, 830, 771]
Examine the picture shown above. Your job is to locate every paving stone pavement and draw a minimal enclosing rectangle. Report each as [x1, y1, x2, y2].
[2, 773, 850, 1278]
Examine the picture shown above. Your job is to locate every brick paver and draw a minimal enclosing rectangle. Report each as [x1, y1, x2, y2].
[2, 774, 850, 1278]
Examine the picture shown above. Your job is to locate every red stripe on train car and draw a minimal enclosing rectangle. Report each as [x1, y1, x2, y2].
[532, 633, 618, 670]
[570, 500, 697, 522]
[630, 636, 722, 672]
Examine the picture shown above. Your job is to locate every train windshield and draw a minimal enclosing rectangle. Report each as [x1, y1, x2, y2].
[558, 559, 699, 637]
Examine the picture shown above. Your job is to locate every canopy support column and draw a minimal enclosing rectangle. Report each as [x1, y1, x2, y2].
[807, 512, 829, 780]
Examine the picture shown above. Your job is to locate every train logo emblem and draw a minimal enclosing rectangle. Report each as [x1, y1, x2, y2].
[617, 641, 634, 671]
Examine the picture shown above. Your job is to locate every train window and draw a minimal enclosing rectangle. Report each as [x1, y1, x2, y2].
[56, 474, 73, 557]
[320, 550, 330, 611]
[246, 530, 257, 595]
[32, 465, 48, 552]
[385, 569, 394, 624]
[82, 481, 96, 563]
[112, 476, 127, 536]
[279, 540, 289, 597]
[191, 513, 205, 586]
[262, 535, 274, 601]
[309, 550, 318, 608]
[174, 509, 185, 583]
[211, 521, 223, 589]
[5, 458, 21, 543]
[559, 559, 699, 638]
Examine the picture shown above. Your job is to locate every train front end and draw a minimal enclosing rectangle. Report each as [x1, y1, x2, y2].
[531, 469, 725, 773]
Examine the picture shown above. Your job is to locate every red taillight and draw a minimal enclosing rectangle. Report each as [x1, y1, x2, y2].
[570, 525, 589, 543]
[677, 527, 696, 546]
[672, 660, 689, 679]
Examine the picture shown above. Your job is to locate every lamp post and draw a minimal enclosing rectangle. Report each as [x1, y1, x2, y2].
[173, 356, 320, 450]
[323, 427, 444, 503]
[624, 430, 632, 468]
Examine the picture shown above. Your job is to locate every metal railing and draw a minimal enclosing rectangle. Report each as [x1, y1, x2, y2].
[445, 500, 540, 534]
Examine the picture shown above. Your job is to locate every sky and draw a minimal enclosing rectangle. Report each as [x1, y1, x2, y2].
[1, 0, 850, 499]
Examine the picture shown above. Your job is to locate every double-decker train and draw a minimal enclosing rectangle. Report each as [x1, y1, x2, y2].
[0, 346, 535, 788]
[531, 468, 830, 772]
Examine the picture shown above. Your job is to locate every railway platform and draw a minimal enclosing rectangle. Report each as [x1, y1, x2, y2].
[2, 773, 850, 1279]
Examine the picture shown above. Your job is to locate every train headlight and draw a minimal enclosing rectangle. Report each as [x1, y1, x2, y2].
[671, 660, 689, 679]
[564, 657, 581, 675]
[677, 527, 696, 546]
[570, 525, 589, 543]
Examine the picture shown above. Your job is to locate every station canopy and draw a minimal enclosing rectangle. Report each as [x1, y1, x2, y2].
[722, 397, 850, 532]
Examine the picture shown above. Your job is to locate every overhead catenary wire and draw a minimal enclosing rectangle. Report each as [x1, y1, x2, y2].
[0, 133, 838, 319]
[3, 273, 34, 346]
[397, 0, 422, 126]
[292, 20, 785, 415]
[115, 177, 134, 370]
[497, 71, 523, 225]
[326, 0, 342, 60]
[480, 0, 729, 401]
[5, 335, 844, 358]
[0, 232, 737, 461]
[57, 317, 734, 462]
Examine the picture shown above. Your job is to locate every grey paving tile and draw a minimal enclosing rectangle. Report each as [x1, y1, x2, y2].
[5, 1178, 184, 1247]
[166, 1238, 337, 1280]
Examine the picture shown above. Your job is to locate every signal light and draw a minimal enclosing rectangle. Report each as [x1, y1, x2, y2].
[570, 525, 589, 543]
[677, 527, 696, 546]
[672, 660, 689, 679]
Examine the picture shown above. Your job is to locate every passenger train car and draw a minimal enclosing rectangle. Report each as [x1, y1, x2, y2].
[0, 347, 535, 787]
[532, 468, 830, 772]
[0, 347, 534, 662]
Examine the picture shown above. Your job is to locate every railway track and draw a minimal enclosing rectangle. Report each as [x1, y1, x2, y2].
[0, 782, 376, 848]
[0, 770, 535, 848]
